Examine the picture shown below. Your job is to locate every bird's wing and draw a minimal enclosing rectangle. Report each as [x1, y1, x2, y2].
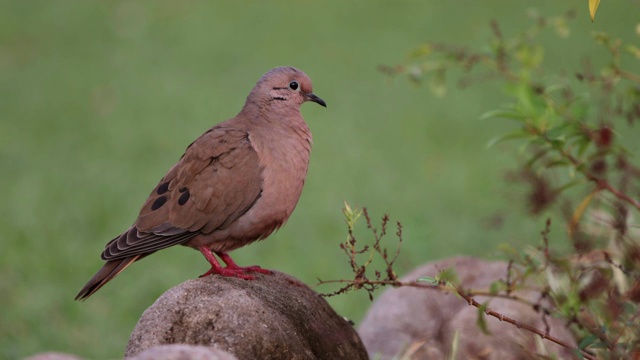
[101, 126, 264, 261]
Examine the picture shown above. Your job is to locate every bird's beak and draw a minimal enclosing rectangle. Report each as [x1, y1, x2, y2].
[306, 93, 327, 108]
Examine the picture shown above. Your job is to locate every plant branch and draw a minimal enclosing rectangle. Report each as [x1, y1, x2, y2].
[317, 278, 596, 360]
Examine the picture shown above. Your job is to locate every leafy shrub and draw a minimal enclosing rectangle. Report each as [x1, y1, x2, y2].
[322, 9, 640, 359]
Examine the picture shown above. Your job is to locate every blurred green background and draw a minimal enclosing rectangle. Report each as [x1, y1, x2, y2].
[2, 1, 639, 358]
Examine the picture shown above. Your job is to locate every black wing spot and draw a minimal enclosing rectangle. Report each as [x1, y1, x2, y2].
[178, 190, 190, 205]
[151, 196, 167, 211]
[157, 181, 170, 195]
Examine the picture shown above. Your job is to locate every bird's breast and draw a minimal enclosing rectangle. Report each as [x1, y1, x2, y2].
[203, 122, 312, 251]
[257, 126, 312, 219]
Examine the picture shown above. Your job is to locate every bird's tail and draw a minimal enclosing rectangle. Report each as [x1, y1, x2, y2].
[75, 255, 140, 301]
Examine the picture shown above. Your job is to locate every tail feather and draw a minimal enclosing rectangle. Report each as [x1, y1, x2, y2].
[75, 255, 140, 301]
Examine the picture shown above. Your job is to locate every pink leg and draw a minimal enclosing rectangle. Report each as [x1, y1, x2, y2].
[198, 246, 271, 279]
[216, 251, 272, 275]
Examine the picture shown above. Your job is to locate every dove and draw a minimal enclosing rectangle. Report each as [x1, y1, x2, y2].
[75, 66, 326, 300]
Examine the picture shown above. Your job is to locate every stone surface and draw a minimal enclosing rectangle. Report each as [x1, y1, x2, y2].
[358, 256, 577, 359]
[126, 271, 367, 360]
[128, 344, 237, 360]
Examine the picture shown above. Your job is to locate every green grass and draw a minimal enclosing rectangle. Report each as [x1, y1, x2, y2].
[1, 1, 639, 358]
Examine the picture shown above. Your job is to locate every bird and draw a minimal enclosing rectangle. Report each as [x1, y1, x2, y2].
[75, 66, 326, 300]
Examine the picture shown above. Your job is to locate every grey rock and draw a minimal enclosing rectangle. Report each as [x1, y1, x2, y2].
[128, 344, 237, 360]
[358, 256, 577, 359]
[126, 271, 367, 360]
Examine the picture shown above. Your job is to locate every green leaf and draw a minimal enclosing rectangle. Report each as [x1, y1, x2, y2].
[485, 130, 531, 148]
[555, 179, 586, 193]
[515, 84, 536, 114]
[438, 267, 460, 285]
[589, 341, 609, 349]
[476, 304, 491, 335]
[489, 281, 503, 295]
[579, 334, 598, 349]
[575, 137, 592, 158]
[479, 108, 526, 122]
[545, 123, 571, 140]
[570, 100, 591, 120]
[550, 140, 565, 150]
[525, 149, 549, 169]
[416, 276, 438, 285]
[342, 201, 362, 230]
[544, 159, 571, 169]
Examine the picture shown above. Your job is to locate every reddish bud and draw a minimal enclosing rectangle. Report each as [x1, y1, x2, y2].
[596, 126, 613, 148]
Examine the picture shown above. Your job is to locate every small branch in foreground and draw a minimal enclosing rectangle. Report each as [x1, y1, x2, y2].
[317, 278, 596, 360]
[595, 178, 640, 211]
[321, 206, 402, 300]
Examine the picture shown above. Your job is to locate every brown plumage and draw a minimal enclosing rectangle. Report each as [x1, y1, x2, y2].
[76, 67, 326, 300]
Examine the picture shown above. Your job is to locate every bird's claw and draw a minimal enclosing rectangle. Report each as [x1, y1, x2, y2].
[199, 265, 271, 279]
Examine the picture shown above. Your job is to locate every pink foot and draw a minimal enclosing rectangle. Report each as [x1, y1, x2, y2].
[197, 247, 272, 279]
[217, 251, 272, 275]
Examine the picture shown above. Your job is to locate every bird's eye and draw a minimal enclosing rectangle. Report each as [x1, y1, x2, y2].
[289, 81, 299, 91]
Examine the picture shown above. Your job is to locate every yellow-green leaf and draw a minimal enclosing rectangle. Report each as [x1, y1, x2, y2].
[568, 190, 597, 237]
[589, 0, 601, 22]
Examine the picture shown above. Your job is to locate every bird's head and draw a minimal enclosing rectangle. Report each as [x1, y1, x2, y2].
[246, 67, 326, 111]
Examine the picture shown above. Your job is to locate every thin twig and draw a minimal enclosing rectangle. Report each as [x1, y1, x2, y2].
[317, 278, 596, 360]
[540, 132, 640, 211]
